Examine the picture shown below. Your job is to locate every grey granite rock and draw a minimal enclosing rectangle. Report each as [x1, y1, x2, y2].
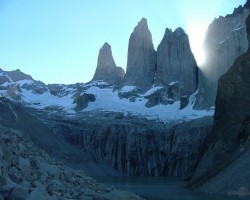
[144, 88, 168, 108]
[121, 18, 156, 90]
[92, 42, 125, 85]
[194, 6, 249, 109]
[73, 93, 96, 111]
[8, 186, 29, 200]
[4, 69, 33, 82]
[156, 28, 198, 96]
[190, 11, 250, 195]
[180, 96, 189, 110]
[46, 112, 213, 177]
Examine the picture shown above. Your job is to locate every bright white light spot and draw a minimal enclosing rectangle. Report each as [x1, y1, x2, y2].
[187, 24, 207, 67]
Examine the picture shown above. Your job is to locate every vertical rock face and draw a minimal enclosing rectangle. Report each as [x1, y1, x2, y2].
[92, 42, 125, 84]
[122, 18, 156, 89]
[194, 6, 249, 109]
[44, 113, 213, 177]
[191, 11, 250, 189]
[156, 28, 198, 96]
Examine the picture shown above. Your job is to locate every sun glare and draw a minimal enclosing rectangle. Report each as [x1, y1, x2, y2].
[187, 24, 207, 68]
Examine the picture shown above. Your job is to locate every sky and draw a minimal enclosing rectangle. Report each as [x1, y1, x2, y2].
[0, 0, 247, 84]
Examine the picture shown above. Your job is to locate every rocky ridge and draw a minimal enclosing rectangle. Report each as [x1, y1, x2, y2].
[0, 68, 213, 120]
[194, 6, 249, 109]
[190, 3, 250, 198]
[0, 125, 143, 200]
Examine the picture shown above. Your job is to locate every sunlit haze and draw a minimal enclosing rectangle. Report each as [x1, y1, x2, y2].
[0, 0, 247, 84]
[187, 24, 207, 66]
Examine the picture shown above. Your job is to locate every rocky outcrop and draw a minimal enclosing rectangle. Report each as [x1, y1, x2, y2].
[0, 125, 143, 200]
[6, 86, 21, 100]
[73, 93, 96, 111]
[121, 18, 156, 89]
[92, 42, 125, 85]
[4, 69, 33, 82]
[155, 28, 198, 96]
[190, 10, 250, 196]
[194, 6, 249, 109]
[119, 20, 198, 106]
[43, 111, 213, 178]
[0, 69, 33, 85]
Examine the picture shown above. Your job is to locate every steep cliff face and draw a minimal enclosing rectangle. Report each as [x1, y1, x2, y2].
[42, 112, 213, 178]
[92, 42, 125, 84]
[194, 6, 249, 109]
[121, 18, 156, 90]
[190, 10, 250, 196]
[156, 28, 198, 96]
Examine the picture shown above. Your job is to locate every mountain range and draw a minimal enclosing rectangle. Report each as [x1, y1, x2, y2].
[0, 2, 250, 199]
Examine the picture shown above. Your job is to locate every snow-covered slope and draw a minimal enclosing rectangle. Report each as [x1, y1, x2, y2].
[0, 70, 213, 122]
[85, 86, 213, 122]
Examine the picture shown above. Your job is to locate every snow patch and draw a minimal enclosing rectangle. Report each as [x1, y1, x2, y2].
[20, 89, 75, 112]
[84, 87, 214, 122]
[120, 86, 137, 93]
[85, 81, 109, 87]
[4, 74, 13, 82]
[143, 87, 163, 96]
[233, 26, 244, 32]
[16, 79, 35, 87]
[169, 81, 178, 86]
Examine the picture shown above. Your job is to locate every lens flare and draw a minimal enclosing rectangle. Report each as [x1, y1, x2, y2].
[187, 24, 207, 68]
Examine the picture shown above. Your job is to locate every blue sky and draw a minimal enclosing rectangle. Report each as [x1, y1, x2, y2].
[0, 0, 247, 84]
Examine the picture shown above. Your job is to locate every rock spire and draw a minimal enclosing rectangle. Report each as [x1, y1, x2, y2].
[121, 18, 156, 89]
[155, 27, 198, 96]
[92, 42, 125, 84]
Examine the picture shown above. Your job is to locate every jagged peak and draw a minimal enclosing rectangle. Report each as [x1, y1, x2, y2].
[225, 5, 245, 18]
[138, 18, 148, 27]
[97, 42, 116, 68]
[164, 28, 173, 34]
[134, 18, 149, 32]
[0, 68, 33, 81]
[101, 42, 111, 50]
[244, 0, 250, 9]
[174, 27, 185, 34]
[163, 27, 186, 37]
[209, 5, 247, 25]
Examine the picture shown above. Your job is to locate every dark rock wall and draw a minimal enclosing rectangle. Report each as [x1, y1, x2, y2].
[44, 114, 212, 177]
[194, 6, 249, 109]
[191, 12, 250, 187]
[92, 42, 125, 84]
[121, 18, 156, 90]
[156, 28, 198, 96]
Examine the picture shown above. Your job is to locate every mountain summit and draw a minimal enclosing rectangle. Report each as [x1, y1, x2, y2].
[155, 27, 198, 96]
[121, 18, 156, 89]
[92, 42, 125, 84]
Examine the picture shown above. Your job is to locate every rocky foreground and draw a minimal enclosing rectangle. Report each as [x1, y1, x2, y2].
[0, 125, 143, 200]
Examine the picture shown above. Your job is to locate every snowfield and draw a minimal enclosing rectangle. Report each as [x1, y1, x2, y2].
[0, 76, 214, 122]
[84, 86, 214, 122]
